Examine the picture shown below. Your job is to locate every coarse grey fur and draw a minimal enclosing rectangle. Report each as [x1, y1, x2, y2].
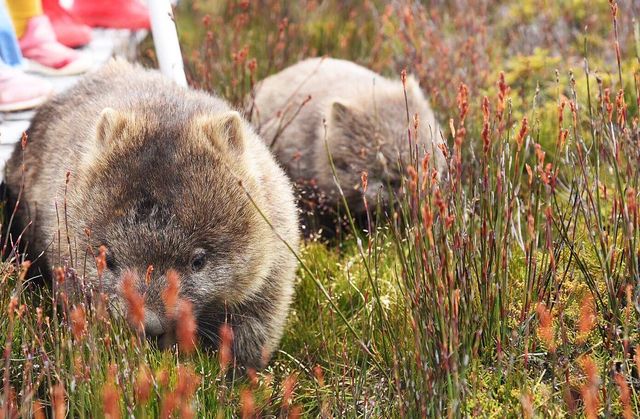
[248, 57, 446, 222]
[4, 59, 300, 369]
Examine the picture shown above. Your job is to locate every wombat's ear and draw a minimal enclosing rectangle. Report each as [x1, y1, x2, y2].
[406, 75, 426, 98]
[406, 75, 420, 87]
[197, 111, 245, 153]
[330, 102, 356, 127]
[96, 108, 134, 145]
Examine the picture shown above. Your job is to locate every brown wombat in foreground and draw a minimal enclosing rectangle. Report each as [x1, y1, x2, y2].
[4, 59, 299, 369]
[248, 57, 446, 233]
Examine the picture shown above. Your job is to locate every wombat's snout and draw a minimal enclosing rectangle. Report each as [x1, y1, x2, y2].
[144, 309, 164, 336]
[144, 309, 175, 349]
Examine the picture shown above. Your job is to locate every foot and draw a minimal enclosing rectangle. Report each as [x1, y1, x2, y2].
[0, 67, 54, 112]
[18, 15, 92, 76]
[43, 0, 92, 48]
[71, 0, 150, 30]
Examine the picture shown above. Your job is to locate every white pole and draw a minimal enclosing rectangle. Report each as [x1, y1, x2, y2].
[148, 0, 188, 87]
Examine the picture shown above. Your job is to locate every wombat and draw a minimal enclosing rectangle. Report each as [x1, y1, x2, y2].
[247, 57, 446, 232]
[3, 59, 300, 369]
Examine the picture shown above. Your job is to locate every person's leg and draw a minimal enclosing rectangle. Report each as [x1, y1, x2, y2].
[5, 0, 42, 39]
[0, 3, 22, 66]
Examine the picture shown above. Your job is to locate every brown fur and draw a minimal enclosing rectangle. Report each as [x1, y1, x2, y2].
[4, 59, 300, 369]
[248, 57, 446, 231]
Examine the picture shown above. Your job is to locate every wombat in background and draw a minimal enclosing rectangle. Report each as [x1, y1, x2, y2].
[248, 57, 446, 235]
[3, 59, 300, 369]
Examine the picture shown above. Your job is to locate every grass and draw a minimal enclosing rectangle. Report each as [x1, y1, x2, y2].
[3, 0, 640, 417]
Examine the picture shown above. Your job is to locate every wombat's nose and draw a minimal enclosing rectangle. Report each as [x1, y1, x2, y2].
[143, 309, 164, 337]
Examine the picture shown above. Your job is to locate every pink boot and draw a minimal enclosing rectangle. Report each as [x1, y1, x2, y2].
[19, 15, 92, 76]
[43, 0, 92, 48]
[0, 67, 54, 112]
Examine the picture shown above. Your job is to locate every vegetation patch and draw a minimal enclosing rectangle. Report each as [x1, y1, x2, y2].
[2, 0, 640, 416]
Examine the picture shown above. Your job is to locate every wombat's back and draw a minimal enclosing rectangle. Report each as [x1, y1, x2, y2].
[251, 58, 395, 115]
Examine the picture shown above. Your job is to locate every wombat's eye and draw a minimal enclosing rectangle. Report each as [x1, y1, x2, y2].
[105, 251, 117, 272]
[190, 250, 207, 272]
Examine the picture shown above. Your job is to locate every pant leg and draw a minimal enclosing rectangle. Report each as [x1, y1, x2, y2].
[5, 0, 42, 38]
[0, 3, 22, 66]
